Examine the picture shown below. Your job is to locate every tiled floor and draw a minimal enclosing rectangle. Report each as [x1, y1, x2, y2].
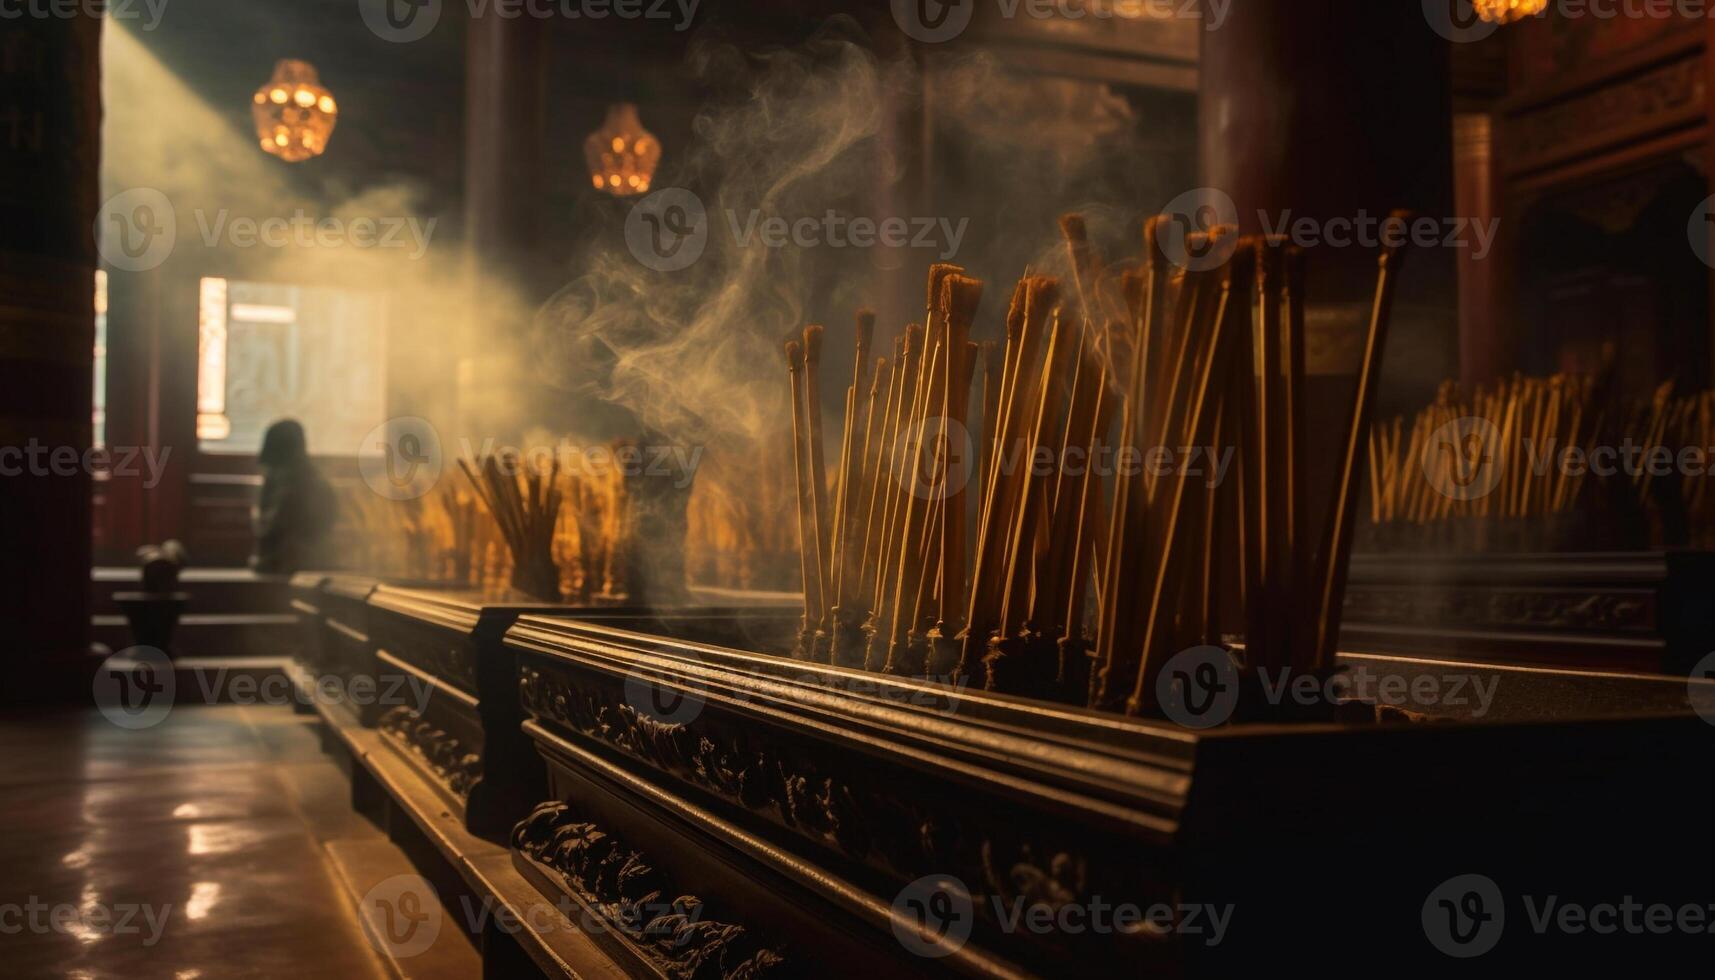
[0, 704, 394, 979]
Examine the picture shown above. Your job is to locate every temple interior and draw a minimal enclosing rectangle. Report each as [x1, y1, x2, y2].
[5, 1, 1715, 976]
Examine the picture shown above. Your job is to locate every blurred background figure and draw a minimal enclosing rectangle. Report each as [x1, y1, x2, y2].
[252, 419, 336, 573]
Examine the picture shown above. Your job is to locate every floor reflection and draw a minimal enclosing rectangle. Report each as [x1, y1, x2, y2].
[0, 704, 391, 979]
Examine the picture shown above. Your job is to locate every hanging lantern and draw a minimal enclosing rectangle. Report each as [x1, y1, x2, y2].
[584, 103, 660, 197]
[252, 59, 338, 163]
[1473, 0, 1548, 23]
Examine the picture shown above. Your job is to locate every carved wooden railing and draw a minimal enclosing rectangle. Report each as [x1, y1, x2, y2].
[504, 614, 1715, 976]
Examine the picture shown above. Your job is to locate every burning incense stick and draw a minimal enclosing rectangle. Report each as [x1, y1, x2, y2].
[960, 278, 1061, 678]
[933, 278, 984, 648]
[458, 451, 563, 602]
[784, 339, 822, 656]
[831, 310, 876, 618]
[1310, 211, 1414, 668]
[781, 209, 1423, 718]
[802, 325, 834, 650]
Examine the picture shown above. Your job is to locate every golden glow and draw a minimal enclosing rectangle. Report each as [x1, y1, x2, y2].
[1473, 0, 1547, 22]
[185, 882, 222, 921]
[70, 884, 104, 945]
[584, 103, 661, 199]
[197, 276, 230, 442]
[252, 60, 337, 163]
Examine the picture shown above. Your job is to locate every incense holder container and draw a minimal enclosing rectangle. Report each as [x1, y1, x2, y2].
[506, 615, 1715, 975]
[827, 614, 870, 670]
[363, 587, 799, 842]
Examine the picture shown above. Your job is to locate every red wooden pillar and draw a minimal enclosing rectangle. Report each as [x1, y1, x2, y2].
[457, 10, 547, 441]
[1453, 112, 1503, 387]
[1198, 0, 1457, 403]
[0, 11, 101, 696]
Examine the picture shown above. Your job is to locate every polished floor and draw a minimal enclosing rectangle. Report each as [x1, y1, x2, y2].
[0, 703, 402, 979]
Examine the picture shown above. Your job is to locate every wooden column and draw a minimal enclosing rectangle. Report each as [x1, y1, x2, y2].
[0, 12, 101, 695]
[459, 11, 547, 439]
[464, 11, 545, 277]
[1452, 112, 1503, 386]
[1198, 0, 1456, 400]
[1705, 12, 1715, 384]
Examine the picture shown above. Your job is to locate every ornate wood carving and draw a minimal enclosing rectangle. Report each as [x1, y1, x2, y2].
[517, 663, 1159, 940]
[368, 589, 483, 692]
[1340, 550, 1715, 671]
[505, 616, 1715, 972]
[512, 800, 787, 979]
[378, 705, 481, 800]
[1343, 587, 1653, 633]
[1505, 54, 1704, 175]
[387, 633, 478, 692]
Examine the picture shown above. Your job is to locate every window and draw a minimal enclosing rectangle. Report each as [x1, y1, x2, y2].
[196, 277, 389, 456]
[93, 270, 108, 449]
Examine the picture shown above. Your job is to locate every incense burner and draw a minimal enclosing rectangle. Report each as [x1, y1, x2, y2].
[1343, 549, 1715, 673]
[293, 573, 382, 726]
[505, 614, 1714, 976]
[360, 586, 799, 841]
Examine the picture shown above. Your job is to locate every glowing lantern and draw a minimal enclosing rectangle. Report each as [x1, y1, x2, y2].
[1473, 0, 1547, 23]
[251, 59, 337, 163]
[584, 103, 660, 197]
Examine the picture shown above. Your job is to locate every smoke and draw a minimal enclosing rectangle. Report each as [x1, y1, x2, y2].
[100, 16, 1185, 589]
[99, 23, 535, 456]
[928, 61, 1150, 282]
[535, 21, 1185, 459]
[536, 23, 900, 458]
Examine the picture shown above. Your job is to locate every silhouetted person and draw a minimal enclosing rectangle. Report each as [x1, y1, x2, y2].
[252, 419, 336, 574]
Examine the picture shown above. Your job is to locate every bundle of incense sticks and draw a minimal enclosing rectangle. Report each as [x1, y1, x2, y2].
[337, 487, 475, 582]
[1367, 372, 1600, 537]
[459, 451, 564, 602]
[1362, 371, 1715, 551]
[786, 212, 1414, 719]
[436, 483, 487, 584]
[553, 462, 622, 602]
[686, 443, 800, 591]
[1091, 222, 1409, 715]
[1667, 388, 1715, 547]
